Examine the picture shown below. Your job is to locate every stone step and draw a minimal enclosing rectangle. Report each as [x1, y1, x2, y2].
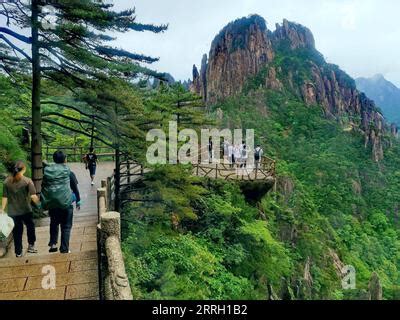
[0, 250, 97, 268]
[0, 255, 98, 281]
[0, 282, 100, 300]
[25, 269, 98, 291]
[7, 241, 97, 256]
[0, 162, 115, 300]
[35, 217, 98, 228]
[0, 287, 67, 300]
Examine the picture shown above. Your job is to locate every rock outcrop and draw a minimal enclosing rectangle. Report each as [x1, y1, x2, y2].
[273, 19, 315, 50]
[300, 62, 387, 161]
[191, 14, 397, 161]
[197, 15, 274, 104]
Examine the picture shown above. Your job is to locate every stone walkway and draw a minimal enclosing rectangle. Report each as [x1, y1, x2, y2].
[0, 162, 115, 300]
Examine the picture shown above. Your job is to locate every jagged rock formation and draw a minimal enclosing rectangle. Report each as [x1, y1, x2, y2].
[301, 64, 387, 162]
[274, 19, 315, 50]
[193, 15, 274, 104]
[152, 73, 176, 88]
[191, 14, 398, 161]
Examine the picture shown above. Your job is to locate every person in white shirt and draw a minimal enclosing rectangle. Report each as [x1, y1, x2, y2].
[240, 144, 248, 168]
[234, 145, 241, 168]
[223, 141, 229, 162]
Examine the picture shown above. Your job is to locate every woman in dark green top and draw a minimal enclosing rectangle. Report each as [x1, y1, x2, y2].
[1, 161, 40, 257]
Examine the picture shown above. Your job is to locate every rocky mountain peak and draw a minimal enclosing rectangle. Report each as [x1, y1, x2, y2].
[274, 19, 315, 50]
[191, 15, 274, 104]
[191, 15, 318, 104]
[190, 15, 397, 161]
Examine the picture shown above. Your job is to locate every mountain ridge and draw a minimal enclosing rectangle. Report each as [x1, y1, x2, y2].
[190, 14, 398, 161]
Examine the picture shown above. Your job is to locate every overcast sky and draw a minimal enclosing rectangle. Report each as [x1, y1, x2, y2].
[110, 0, 400, 87]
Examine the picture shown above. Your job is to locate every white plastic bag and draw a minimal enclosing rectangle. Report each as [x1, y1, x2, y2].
[0, 214, 14, 242]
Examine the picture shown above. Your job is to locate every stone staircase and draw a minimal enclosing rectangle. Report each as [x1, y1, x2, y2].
[0, 222, 99, 300]
[0, 162, 115, 300]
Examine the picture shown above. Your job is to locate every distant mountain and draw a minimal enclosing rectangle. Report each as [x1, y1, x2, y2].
[356, 75, 400, 126]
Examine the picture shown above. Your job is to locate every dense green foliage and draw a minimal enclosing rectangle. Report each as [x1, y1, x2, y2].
[122, 169, 292, 299]
[0, 76, 29, 196]
[213, 88, 400, 298]
[122, 44, 400, 300]
[122, 83, 400, 299]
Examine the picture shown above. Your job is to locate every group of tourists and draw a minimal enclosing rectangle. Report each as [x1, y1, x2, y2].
[207, 139, 264, 169]
[0, 148, 98, 258]
[225, 142, 249, 168]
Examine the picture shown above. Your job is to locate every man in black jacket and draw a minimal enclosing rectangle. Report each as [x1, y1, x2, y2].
[48, 151, 81, 254]
[83, 147, 98, 186]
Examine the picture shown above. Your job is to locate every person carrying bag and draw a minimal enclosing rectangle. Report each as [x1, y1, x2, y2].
[1, 161, 40, 257]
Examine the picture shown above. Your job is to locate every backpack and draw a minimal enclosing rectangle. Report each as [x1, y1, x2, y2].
[241, 148, 247, 158]
[255, 148, 261, 160]
[41, 164, 72, 210]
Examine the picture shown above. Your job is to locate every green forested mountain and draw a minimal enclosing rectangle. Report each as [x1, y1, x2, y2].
[122, 15, 400, 300]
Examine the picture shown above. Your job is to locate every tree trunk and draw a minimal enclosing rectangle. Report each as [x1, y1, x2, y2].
[114, 148, 120, 212]
[90, 114, 95, 149]
[31, 0, 42, 193]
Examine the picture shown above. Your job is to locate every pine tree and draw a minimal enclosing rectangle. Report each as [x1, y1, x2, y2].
[0, 0, 167, 191]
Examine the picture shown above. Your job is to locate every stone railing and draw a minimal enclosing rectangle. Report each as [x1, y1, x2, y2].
[97, 180, 133, 300]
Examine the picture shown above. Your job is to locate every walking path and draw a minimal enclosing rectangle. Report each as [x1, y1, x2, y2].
[0, 162, 114, 300]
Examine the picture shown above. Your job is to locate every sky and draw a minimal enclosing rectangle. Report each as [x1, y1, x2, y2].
[110, 0, 400, 87]
[1, 0, 399, 86]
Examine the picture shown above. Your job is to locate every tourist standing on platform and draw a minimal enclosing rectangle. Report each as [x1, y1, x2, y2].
[228, 143, 234, 168]
[240, 144, 248, 168]
[234, 144, 241, 168]
[223, 141, 229, 162]
[83, 147, 98, 186]
[208, 137, 214, 164]
[1, 161, 40, 257]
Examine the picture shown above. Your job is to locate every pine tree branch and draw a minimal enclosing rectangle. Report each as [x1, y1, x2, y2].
[41, 100, 110, 123]
[0, 34, 32, 62]
[0, 27, 32, 44]
[41, 118, 113, 147]
[95, 46, 159, 63]
[126, 22, 168, 34]
[41, 73, 78, 95]
[42, 111, 93, 126]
